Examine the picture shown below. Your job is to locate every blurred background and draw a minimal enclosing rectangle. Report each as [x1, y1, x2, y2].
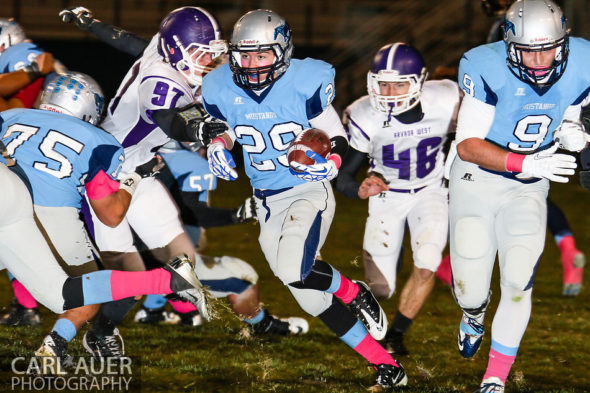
[2, 0, 590, 110]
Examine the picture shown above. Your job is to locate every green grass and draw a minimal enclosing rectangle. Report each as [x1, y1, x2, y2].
[0, 175, 589, 392]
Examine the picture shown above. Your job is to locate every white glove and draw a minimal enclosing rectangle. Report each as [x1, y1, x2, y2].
[519, 143, 577, 183]
[207, 142, 237, 181]
[59, 7, 94, 30]
[554, 120, 588, 152]
[233, 197, 257, 223]
[289, 151, 338, 182]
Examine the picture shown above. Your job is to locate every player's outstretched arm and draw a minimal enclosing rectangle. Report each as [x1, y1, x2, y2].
[152, 103, 229, 146]
[60, 6, 149, 57]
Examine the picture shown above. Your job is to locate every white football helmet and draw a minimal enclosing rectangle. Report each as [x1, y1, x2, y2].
[229, 9, 293, 90]
[39, 72, 105, 125]
[504, 0, 569, 87]
[0, 18, 25, 53]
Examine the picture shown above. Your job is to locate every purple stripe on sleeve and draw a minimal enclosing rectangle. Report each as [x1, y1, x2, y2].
[348, 117, 370, 141]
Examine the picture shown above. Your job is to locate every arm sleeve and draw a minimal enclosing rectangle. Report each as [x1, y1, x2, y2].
[88, 21, 149, 57]
[178, 192, 236, 227]
[334, 147, 368, 199]
[308, 104, 347, 140]
[151, 107, 193, 141]
[455, 93, 495, 144]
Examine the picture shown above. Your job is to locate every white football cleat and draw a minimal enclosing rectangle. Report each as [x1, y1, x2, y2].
[347, 280, 387, 340]
[475, 377, 505, 393]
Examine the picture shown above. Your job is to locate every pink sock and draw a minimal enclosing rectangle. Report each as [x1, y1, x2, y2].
[559, 236, 584, 284]
[354, 334, 398, 367]
[483, 348, 516, 383]
[333, 276, 359, 304]
[110, 269, 172, 301]
[436, 254, 452, 286]
[168, 299, 197, 313]
[12, 279, 38, 309]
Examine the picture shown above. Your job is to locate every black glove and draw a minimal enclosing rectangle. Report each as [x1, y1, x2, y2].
[59, 7, 95, 30]
[231, 197, 257, 224]
[176, 103, 228, 146]
[135, 156, 165, 178]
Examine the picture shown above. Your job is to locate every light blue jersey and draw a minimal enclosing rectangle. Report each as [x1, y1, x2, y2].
[0, 109, 124, 208]
[458, 38, 590, 153]
[202, 58, 335, 190]
[160, 148, 216, 203]
[0, 42, 43, 72]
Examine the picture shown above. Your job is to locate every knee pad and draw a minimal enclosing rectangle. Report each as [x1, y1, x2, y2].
[501, 246, 539, 290]
[363, 250, 392, 299]
[453, 217, 491, 260]
[414, 243, 443, 272]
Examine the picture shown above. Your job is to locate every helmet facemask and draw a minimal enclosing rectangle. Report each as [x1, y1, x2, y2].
[506, 37, 569, 88]
[503, 0, 569, 88]
[229, 42, 292, 90]
[367, 68, 427, 115]
[163, 36, 227, 86]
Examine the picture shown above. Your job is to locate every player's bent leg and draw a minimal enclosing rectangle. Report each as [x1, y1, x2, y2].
[450, 215, 496, 359]
[385, 265, 435, 356]
[60, 256, 211, 316]
[362, 207, 405, 300]
[316, 296, 407, 389]
[363, 250, 392, 300]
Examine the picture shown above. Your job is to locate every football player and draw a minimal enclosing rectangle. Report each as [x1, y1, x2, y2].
[200, 9, 407, 389]
[0, 18, 62, 327]
[481, 0, 586, 297]
[449, 1, 589, 391]
[60, 6, 310, 352]
[60, 6, 231, 358]
[336, 43, 461, 356]
[0, 71, 210, 362]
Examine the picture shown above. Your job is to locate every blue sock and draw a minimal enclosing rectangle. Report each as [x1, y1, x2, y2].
[244, 309, 265, 325]
[143, 294, 167, 311]
[52, 318, 77, 342]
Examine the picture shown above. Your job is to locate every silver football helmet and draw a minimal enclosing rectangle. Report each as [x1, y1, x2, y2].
[39, 72, 105, 125]
[229, 9, 293, 90]
[504, 0, 569, 87]
[0, 18, 25, 52]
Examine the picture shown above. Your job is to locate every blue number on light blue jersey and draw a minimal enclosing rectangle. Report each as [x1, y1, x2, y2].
[382, 137, 442, 180]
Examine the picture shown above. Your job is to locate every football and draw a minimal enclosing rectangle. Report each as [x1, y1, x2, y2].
[287, 128, 331, 171]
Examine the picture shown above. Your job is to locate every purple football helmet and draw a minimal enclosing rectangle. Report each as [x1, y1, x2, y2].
[158, 7, 227, 86]
[367, 43, 427, 115]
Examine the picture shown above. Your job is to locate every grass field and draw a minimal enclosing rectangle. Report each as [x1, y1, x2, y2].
[0, 172, 589, 393]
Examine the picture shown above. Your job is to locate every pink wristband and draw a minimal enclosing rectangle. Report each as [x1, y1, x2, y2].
[505, 152, 526, 172]
[328, 154, 342, 169]
[211, 136, 227, 149]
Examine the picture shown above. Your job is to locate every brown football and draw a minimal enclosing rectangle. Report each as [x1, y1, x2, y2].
[288, 128, 331, 171]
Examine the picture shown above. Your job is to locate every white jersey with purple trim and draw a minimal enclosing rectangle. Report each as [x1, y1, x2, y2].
[101, 35, 197, 177]
[344, 80, 460, 190]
